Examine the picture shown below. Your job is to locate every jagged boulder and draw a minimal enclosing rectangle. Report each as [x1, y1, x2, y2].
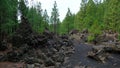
[44, 58, 55, 67]
[69, 29, 79, 35]
[7, 50, 23, 62]
[0, 40, 8, 51]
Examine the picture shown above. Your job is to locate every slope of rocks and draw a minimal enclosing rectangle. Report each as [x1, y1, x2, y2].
[0, 16, 75, 68]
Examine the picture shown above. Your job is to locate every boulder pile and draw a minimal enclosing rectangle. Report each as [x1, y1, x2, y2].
[0, 16, 75, 68]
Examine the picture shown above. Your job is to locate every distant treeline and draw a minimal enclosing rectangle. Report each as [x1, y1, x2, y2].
[0, 0, 120, 40]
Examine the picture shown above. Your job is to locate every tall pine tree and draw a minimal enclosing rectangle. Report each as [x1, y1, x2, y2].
[61, 8, 75, 34]
[0, 0, 18, 35]
[19, 0, 28, 16]
[104, 0, 120, 32]
[43, 9, 49, 28]
[51, 1, 60, 34]
[74, 0, 87, 31]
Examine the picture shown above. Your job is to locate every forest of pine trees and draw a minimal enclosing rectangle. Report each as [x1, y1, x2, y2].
[0, 0, 120, 41]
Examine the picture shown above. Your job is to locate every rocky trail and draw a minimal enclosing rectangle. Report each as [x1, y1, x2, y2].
[0, 16, 75, 68]
[0, 16, 120, 68]
[62, 40, 120, 68]
[0, 42, 120, 68]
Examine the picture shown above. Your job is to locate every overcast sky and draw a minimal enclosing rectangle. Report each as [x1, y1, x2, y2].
[27, 0, 81, 21]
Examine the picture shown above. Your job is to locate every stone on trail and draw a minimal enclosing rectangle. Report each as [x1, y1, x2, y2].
[44, 58, 55, 67]
[26, 64, 35, 68]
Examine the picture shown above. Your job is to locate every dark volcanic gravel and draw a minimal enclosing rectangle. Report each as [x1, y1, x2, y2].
[63, 41, 120, 68]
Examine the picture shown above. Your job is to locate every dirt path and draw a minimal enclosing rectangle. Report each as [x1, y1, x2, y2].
[63, 41, 120, 68]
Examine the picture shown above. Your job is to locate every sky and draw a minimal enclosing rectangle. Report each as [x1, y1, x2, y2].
[27, 0, 81, 21]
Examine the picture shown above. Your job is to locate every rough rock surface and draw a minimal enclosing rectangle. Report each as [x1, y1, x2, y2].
[1, 16, 120, 68]
[0, 16, 75, 68]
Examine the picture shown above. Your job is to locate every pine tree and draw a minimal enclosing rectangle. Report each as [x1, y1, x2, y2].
[104, 0, 120, 32]
[84, 0, 96, 28]
[0, 0, 18, 35]
[19, 0, 28, 16]
[95, 1, 105, 30]
[36, 2, 44, 32]
[27, 7, 40, 32]
[61, 8, 74, 34]
[43, 9, 49, 28]
[51, 1, 60, 34]
[26, 2, 45, 33]
[74, 0, 87, 31]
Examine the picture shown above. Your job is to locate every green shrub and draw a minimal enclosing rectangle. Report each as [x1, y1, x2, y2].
[87, 35, 95, 42]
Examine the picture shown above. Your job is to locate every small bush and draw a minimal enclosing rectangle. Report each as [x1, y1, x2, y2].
[87, 35, 95, 42]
